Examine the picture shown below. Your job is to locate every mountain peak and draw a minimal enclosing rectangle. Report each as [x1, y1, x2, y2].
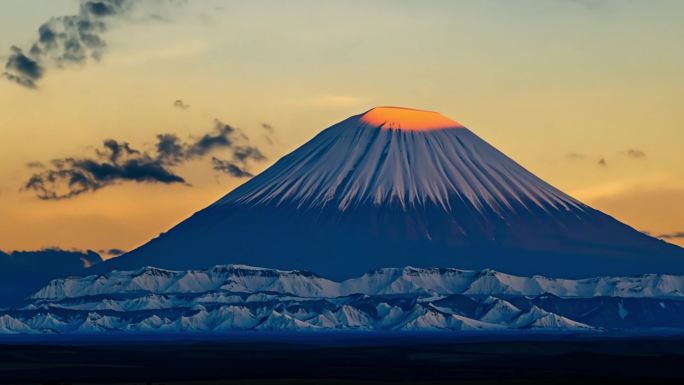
[102, 107, 684, 280]
[360, 106, 463, 131]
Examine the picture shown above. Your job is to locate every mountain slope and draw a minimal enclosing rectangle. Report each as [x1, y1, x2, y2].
[100, 107, 684, 279]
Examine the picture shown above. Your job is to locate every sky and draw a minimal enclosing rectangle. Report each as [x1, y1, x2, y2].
[1, 0, 683, 257]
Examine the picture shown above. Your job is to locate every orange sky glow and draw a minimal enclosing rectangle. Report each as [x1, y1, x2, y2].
[1, 0, 683, 255]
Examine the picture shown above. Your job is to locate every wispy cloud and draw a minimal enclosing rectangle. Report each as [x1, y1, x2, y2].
[98, 248, 126, 258]
[568, 148, 646, 166]
[3, 46, 44, 88]
[173, 99, 190, 109]
[657, 232, 684, 240]
[23, 119, 267, 200]
[3, 0, 178, 89]
[24, 139, 186, 200]
[566, 152, 607, 166]
[211, 157, 253, 178]
[625, 148, 646, 159]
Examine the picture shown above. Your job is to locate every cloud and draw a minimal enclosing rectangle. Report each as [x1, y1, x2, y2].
[261, 123, 274, 133]
[155, 133, 185, 165]
[186, 120, 240, 158]
[158, 120, 266, 165]
[211, 157, 253, 178]
[568, 149, 646, 165]
[84, 1, 127, 16]
[173, 99, 190, 109]
[261, 123, 276, 145]
[232, 146, 266, 163]
[3, 46, 44, 88]
[26, 161, 45, 169]
[202, 122, 266, 178]
[24, 140, 185, 200]
[24, 119, 267, 199]
[99, 248, 126, 257]
[657, 232, 684, 240]
[625, 148, 646, 159]
[210, 145, 264, 178]
[3, 0, 175, 89]
[566, 152, 607, 166]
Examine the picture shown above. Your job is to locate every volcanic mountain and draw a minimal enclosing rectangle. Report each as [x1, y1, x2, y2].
[102, 107, 684, 279]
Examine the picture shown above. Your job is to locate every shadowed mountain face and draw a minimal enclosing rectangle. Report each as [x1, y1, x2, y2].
[100, 107, 684, 279]
[0, 249, 101, 306]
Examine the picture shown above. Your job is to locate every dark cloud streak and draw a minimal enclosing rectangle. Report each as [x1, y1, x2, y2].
[186, 121, 237, 158]
[658, 232, 684, 240]
[24, 140, 185, 200]
[626, 149, 646, 159]
[211, 157, 253, 178]
[155, 133, 185, 165]
[3, 46, 43, 88]
[3, 0, 171, 89]
[232, 146, 265, 163]
[173, 100, 190, 109]
[24, 120, 267, 199]
[99, 248, 126, 257]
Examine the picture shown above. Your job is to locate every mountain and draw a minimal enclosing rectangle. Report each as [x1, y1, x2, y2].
[30, 265, 684, 301]
[0, 248, 102, 307]
[5, 264, 684, 334]
[99, 106, 684, 279]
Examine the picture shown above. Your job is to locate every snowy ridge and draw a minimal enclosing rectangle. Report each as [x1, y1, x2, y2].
[4, 286, 684, 334]
[215, 108, 583, 213]
[33, 265, 684, 301]
[32, 265, 339, 300]
[347, 267, 684, 298]
[3, 264, 684, 334]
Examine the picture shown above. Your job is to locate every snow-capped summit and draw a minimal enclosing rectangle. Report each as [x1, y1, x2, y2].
[358, 106, 465, 131]
[216, 106, 582, 213]
[99, 107, 684, 279]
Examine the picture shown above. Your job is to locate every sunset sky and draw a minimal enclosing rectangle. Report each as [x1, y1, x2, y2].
[1, 0, 683, 256]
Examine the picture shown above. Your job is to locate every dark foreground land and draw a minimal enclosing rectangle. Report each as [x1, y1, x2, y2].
[1, 333, 684, 384]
